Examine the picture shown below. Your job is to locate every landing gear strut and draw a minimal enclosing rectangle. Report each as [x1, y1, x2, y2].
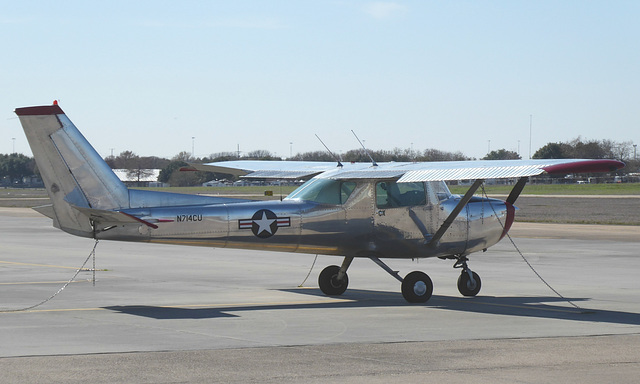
[454, 256, 481, 297]
[318, 256, 435, 303]
[317, 255, 476, 303]
[371, 257, 433, 303]
[318, 257, 353, 296]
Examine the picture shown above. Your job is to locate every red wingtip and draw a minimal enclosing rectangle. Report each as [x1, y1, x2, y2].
[542, 160, 625, 174]
[53, 100, 58, 105]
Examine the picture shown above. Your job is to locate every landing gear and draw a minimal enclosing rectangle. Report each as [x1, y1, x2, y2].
[318, 257, 353, 296]
[401, 271, 433, 303]
[316, 255, 479, 302]
[371, 257, 433, 304]
[457, 270, 481, 296]
[454, 256, 481, 297]
[318, 265, 348, 295]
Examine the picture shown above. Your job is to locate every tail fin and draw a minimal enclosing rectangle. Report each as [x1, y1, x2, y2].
[15, 104, 129, 237]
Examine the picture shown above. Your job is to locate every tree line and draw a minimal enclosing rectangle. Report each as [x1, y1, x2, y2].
[2, 137, 637, 186]
[0, 153, 37, 185]
[532, 137, 635, 160]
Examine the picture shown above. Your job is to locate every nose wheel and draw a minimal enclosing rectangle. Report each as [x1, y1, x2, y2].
[454, 256, 481, 297]
[457, 270, 481, 296]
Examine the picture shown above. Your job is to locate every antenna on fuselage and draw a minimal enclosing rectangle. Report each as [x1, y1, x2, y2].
[351, 130, 378, 167]
[315, 134, 343, 167]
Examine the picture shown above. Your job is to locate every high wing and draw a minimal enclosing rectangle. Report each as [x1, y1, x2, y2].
[182, 160, 340, 179]
[190, 158, 624, 182]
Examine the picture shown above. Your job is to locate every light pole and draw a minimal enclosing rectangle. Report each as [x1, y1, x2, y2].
[634, 144, 637, 161]
[290, 142, 293, 158]
[12, 138, 16, 153]
[529, 115, 533, 159]
[191, 137, 195, 159]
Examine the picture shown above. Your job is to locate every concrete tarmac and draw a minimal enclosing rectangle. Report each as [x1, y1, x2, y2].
[1, 208, 639, 383]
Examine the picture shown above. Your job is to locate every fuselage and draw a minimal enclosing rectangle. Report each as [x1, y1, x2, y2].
[97, 179, 514, 260]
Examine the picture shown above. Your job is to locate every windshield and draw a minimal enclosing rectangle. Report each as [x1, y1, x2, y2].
[286, 178, 356, 205]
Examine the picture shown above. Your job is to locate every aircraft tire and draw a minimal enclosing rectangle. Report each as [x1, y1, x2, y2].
[401, 271, 433, 303]
[457, 271, 481, 296]
[318, 265, 348, 296]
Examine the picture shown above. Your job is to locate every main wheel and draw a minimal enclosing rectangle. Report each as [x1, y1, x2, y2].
[401, 271, 433, 303]
[318, 265, 349, 296]
[457, 271, 481, 296]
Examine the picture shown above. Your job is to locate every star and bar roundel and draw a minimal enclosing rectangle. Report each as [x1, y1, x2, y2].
[238, 209, 291, 238]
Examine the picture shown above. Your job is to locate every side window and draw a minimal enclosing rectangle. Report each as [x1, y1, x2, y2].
[376, 181, 426, 208]
[428, 181, 452, 202]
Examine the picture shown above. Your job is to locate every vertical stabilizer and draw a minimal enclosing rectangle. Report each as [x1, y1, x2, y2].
[15, 104, 130, 237]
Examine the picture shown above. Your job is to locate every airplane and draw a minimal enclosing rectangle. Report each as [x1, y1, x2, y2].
[15, 103, 625, 303]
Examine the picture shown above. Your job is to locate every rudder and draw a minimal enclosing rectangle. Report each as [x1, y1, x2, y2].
[15, 104, 129, 237]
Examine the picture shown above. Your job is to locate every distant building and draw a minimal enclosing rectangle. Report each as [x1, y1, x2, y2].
[113, 169, 166, 187]
[202, 180, 226, 187]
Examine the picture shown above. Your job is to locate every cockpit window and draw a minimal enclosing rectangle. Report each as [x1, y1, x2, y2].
[286, 178, 356, 205]
[376, 181, 426, 208]
[428, 181, 452, 202]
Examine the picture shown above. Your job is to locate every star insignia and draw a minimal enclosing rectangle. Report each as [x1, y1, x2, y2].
[238, 209, 290, 238]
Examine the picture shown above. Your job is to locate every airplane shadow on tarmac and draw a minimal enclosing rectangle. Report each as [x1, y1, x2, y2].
[104, 288, 640, 326]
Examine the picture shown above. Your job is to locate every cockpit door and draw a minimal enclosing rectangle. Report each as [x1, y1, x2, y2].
[372, 181, 437, 255]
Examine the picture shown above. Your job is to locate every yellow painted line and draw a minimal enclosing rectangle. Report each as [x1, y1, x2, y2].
[3, 307, 106, 314]
[0, 280, 87, 286]
[155, 299, 353, 309]
[2, 293, 579, 315]
[1, 298, 354, 314]
[0, 260, 83, 270]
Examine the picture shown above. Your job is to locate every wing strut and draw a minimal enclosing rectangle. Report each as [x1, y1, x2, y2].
[506, 177, 529, 205]
[427, 179, 484, 246]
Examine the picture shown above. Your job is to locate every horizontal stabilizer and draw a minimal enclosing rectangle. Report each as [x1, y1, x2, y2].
[71, 205, 160, 229]
[32, 204, 55, 220]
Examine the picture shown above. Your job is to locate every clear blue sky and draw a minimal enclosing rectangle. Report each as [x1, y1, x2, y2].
[2, 1, 638, 160]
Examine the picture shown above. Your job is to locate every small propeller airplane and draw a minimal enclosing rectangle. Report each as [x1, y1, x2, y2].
[15, 103, 624, 303]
